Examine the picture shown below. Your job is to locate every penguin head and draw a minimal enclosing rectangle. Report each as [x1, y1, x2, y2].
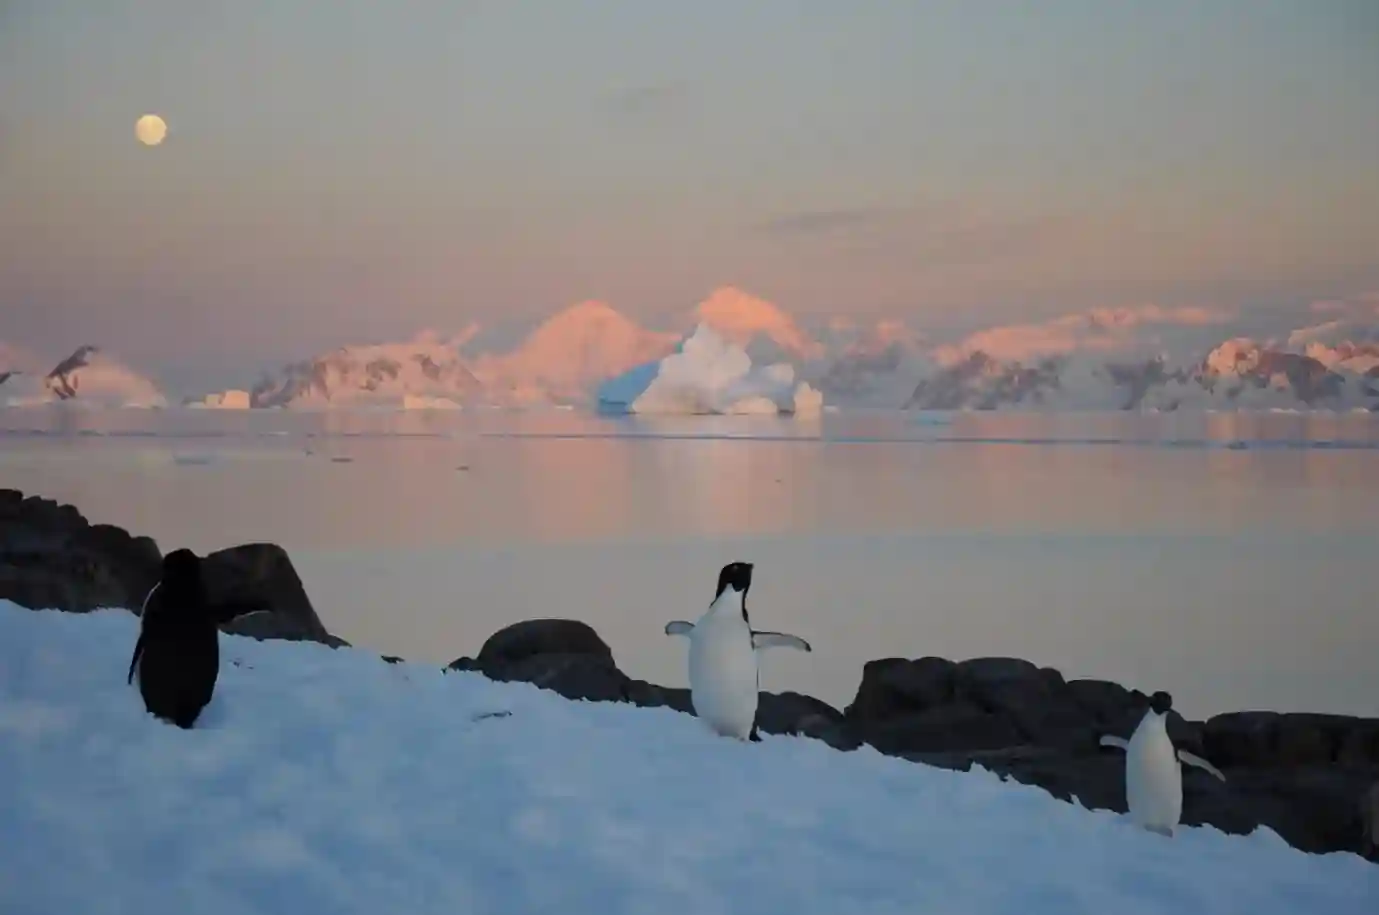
[714, 562, 753, 600]
[1148, 690, 1173, 716]
[713, 561, 754, 621]
[161, 548, 205, 596]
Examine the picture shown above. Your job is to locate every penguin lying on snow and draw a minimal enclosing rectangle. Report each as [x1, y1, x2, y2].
[127, 549, 269, 729]
[664, 562, 812, 742]
[1099, 690, 1226, 837]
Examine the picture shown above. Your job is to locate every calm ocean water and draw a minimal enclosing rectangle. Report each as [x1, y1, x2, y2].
[3, 406, 1377, 720]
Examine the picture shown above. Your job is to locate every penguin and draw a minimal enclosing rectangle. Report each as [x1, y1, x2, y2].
[126, 549, 265, 729]
[663, 561, 811, 742]
[1098, 690, 1226, 836]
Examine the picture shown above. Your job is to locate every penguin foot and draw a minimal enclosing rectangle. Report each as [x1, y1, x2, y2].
[748, 725, 762, 743]
[152, 707, 203, 730]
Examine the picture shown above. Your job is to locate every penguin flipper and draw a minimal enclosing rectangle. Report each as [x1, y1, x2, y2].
[1099, 735, 1130, 751]
[664, 620, 695, 637]
[1177, 749, 1226, 782]
[750, 631, 811, 652]
[126, 633, 145, 686]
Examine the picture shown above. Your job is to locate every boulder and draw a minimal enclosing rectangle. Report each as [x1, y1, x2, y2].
[845, 656, 956, 720]
[476, 618, 614, 667]
[449, 619, 629, 703]
[1201, 711, 1375, 768]
[199, 543, 346, 647]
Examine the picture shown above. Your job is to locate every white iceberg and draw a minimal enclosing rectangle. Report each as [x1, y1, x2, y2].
[596, 323, 825, 415]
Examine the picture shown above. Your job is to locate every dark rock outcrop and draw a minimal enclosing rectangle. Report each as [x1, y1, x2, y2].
[843, 655, 1378, 859]
[0, 489, 161, 612]
[0, 489, 347, 648]
[449, 622, 1379, 862]
[200, 543, 347, 647]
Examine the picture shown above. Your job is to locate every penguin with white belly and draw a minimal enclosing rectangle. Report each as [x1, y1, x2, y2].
[664, 562, 812, 742]
[1099, 690, 1226, 836]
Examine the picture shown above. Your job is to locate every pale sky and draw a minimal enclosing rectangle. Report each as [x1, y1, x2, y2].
[2, 0, 1378, 387]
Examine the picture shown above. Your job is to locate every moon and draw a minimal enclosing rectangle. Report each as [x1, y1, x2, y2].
[135, 114, 168, 147]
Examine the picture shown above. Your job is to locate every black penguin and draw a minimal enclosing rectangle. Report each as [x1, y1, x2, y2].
[126, 549, 261, 729]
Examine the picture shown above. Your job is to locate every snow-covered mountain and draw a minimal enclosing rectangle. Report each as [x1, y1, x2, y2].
[244, 331, 486, 409]
[902, 301, 1379, 412]
[471, 300, 678, 404]
[811, 319, 931, 408]
[13, 289, 1379, 412]
[232, 304, 682, 409]
[684, 286, 825, 364]
[0, 344, 167, 408]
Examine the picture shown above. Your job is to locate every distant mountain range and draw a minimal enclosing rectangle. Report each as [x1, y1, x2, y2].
[3, 288, 1378, 412]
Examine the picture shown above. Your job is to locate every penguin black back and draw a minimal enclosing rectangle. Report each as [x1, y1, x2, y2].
[128, 549, 220, 729]
[714, 561, 754, 622]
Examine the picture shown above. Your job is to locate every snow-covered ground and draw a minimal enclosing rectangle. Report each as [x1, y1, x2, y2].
[0, 601, 1374, 914]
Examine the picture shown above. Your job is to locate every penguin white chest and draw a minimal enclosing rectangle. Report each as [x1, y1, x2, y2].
[1125, 717, 1183, 834]
[687, 612, 759, 740]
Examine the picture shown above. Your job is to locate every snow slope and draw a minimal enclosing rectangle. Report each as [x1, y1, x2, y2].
[597, 323, 823, 415]
[1, 602, 1374, 915]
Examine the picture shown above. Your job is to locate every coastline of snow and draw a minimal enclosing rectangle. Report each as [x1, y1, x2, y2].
[1, 601, 1375, 914]
[596, 323, 824, 416]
